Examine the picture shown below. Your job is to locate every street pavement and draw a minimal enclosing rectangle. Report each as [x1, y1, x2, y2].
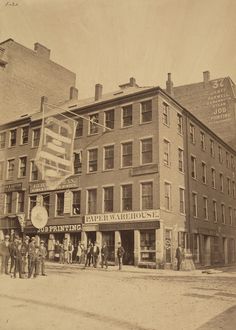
[0, 262, 236, 330]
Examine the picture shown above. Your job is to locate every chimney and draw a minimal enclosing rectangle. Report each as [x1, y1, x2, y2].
[129, 77, 136, 87]
[203, 71, 210, 86]
[40, 96, 48, 112]
[95, 84, 103, 101]
[34, 43, 51, 59]
[70, 86, 78, 100]
[166, 73, 174, 96]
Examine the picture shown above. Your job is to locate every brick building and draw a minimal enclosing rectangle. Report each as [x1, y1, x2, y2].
[0, 38, 76, 124]
[0, 78, 235, 268]
[165, 71, 236, 149]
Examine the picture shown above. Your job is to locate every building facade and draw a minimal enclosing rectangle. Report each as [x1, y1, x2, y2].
[0, 79, 235, 268]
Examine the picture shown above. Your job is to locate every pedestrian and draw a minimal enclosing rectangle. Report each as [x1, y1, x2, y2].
[101, 242, 109, 269]
[76, 242, 82, 264]
[9, 236, 19, 275]
[92, 241, 100, 268]
[175, 245, 183, 271]
[67, 241, 74, 264]
[54, 240, 60, 262]
[39, 241, 47, 276]
[13, 240, 24, 279]
[63, 238, 68, 263]
[21, 236, 29, 275]
[0, 234, 11, 275]
[117, 242, 125, 270]
[28, 237, 36, 275]
[85, 241, 92, 267]
[28, 245, 40, 278]
[59, 243, 65, 264]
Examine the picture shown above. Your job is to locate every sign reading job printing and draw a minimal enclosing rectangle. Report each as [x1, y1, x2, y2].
[84, 210, 160, 224]
[35, 115, 77, 190]
[30, 177, 80, 193]
[38, 224, 82, 233]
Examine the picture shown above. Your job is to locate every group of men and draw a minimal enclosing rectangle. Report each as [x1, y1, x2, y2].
[0, 234, 47, 278]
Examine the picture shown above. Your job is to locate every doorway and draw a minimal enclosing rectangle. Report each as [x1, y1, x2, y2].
[86, 231, 96, 245]
[120, 230, 134, 265]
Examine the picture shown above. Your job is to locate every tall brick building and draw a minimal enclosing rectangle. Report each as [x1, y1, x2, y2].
[165, 72, 236, 150]
[0, 38, 76, 124]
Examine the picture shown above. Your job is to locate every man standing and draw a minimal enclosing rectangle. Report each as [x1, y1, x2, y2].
[39, 241, 47, 276]
[92, 242, 100, 268]
[0, 235, 11, 275]
[67, 241, 74, 264]
[21, 236, 29, 275]
[28, 237, 36, 276]
[101, 242, 109, 269]
[85, 241, 92, 267]
[13, 240, 24, 279]
[175, 245, 183, 271]
[9, 236, 19, 275]
[117, 242, 125, 270]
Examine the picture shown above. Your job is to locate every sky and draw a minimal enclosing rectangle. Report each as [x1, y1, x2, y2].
[1, 0, 236, 99]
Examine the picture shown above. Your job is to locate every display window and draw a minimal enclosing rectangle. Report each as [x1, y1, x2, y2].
[140, 229, 155, 262]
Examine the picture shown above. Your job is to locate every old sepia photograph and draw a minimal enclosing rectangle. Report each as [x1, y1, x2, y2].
[0, 0, 236, 329]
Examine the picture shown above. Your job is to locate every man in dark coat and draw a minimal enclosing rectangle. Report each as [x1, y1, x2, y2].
[9, 236, 19, 275]
[175, 245, 183, 271]
[13, 240, 24, 279]
[85, 241, 93, 267]
[28, 245, 40, 278]
[101, 242, 109, 269]
[28, 237, 36, 276]
[117, 242, 125, 270]
[0, 235, 11, 274]
[39, 241, 47, 276]
[92, 242, 100, 268]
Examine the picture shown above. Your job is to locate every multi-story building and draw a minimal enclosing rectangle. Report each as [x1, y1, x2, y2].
[0, 38, 76, 123]
[0, 78, 235, 268]
[165, 71, 236, 149]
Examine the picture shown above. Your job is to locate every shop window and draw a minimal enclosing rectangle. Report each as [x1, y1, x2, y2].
[141, 182, 153, 210]
[32, 128, 40, 147]
[89, 114, 99, 134]
[163, 140, 170, 166]
[162, 103, 169, 126]
[104, 186, 113, 212]
[19, 157, 27, 177]
[0, 161, 4, 180]
[122, 184, 132, 211]
[21, 127, 29, 144]
[56, 192, 64, 216]
[165, 229, 172, 263]
[29, 195, 37, 218]
[104, 145, 114, 170]
[17, 191, 25, 213]
[30, 161, 38, 181]
[141, 100, 152, 123]
[75, 118, 83, 138]
[140, 230, 155, 262]
[105, 109, 114, 130]
[122, 142, 132, 167]
[102, 231, 115, 262]
[74, 152, 82, 174]
[87, 189, 97, 214]
[9, 129, 17, 147]
[88, 149, 98, 172]
[5, 192, 13, 214]
[0, 132, 6, 149]
[141, 138, 152, 164]
[72, 191, 81, 215]
[7, 159, 15, 179]
[122, 105, 132, 127]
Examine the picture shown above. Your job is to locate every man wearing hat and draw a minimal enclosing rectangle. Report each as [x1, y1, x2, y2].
[39, 240, 47, 276]
[92, 241, 100, 268]
[0, 234, 11, 275]
[21, 236, 30, 275]
[28, 237, 36, 275]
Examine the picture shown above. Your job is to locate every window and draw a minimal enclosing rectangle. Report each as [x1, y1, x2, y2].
[104, 145, 114, 170]
[164, 182, 171, 210]
[0, 161, 4, 180]
[87, 189, 97, 214]
[177, 113, 183, 134]
[72, 191, 81, 215]
[179, 188, 185, 214]
[122, 142, 132, 167]
[226, 152, 230, 168]
[162, 103, 169, 125]
[233, 181, 235, 198]
[231, 156, 235, 170]
[210, 139, 215, 157]
[220, 173, 224, 192]
[122, 105, 132, 127]
[104, 187, 113, 212]
[75, 118, 83, 138]
[227, 178, 231, 195]
[19, 157, 27, 177]
[213, 200, 217, 223]
[211, 168, 216, 188]
[163, 140, 170, 166]
[202, 162, 207, 184]
[192, 192, 198, 217]
[89, 114, 99, 134]
[30, 161, 38, 181]
[221, 204, 225, 224]
[88, 149, 98, 172]
[105, 110, 114, 129]
[74, 152, 82, 174]
[56, 193, 64, 216]
[218, 146, 223, 163]
[17, 191, 25, 213]
[141, 100, 152, 123]
[203, 196, 208, 220]
[200, 132, 205, 151]
[9, 129, 17, 147]
[189, 124, 195, 144]
[229, 207, 233, 226]
[29, 196, 37, 218]
[141, 182, 153, 210]
[5, 192, 13, 213]
[7, 159, 14, 179]
[0, 132, 6, 149]
[21, 127, 29, 144]
[122, 184, 132, 211]
[141, 138, 152, 164]
[178, 149, 184, 172]
[140, 230, 155, 262]
[43, 195, 50, 216]
[32, 128, 40, 147]
[191, 156, 196, 179]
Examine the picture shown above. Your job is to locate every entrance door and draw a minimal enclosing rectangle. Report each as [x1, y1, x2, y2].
[120, 230, 134, 265]
[86, 231, 96, 245]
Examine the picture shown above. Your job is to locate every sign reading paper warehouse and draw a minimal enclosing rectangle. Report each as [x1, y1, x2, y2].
[85, 210, 160, 224]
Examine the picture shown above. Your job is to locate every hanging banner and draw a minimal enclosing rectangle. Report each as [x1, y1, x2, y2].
[35, 115, 77, 190]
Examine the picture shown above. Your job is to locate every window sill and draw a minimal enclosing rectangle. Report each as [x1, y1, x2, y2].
[87, 133, 99, 137]
[139, 121, 152, 126]
[87, 171, 98, 174]
[121, 125, 133, 129]
[102, 169, 114, 172]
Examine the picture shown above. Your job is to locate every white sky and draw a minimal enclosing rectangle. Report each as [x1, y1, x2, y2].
[1, 0, 236, 98]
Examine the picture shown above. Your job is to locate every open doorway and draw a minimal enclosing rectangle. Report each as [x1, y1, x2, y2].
[120, 230, 134, 265]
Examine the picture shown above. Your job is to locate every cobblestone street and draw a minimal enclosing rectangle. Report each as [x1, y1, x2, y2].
[1, 263, 236, 330]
